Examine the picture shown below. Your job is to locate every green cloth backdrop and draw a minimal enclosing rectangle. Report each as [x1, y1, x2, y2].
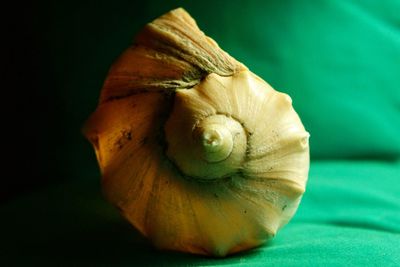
[2, 0, 399, 266]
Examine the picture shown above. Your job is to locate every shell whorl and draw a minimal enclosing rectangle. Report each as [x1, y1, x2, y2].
[84, 8, 310, 257]
[166, 109, 247, 180]
[194, 118, 235, 163]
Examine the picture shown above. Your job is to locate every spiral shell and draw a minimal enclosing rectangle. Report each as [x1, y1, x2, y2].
[84, 8, 310, 257]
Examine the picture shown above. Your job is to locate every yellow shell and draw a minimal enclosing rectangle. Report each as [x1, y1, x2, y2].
[84, 8, 310, 257]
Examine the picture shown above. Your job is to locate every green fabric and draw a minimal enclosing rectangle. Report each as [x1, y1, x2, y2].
[2, 161, 399, 266]
[3, 1, 399, 266]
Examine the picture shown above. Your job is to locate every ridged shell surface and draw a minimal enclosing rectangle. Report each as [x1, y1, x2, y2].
[84, 8, 309, 257]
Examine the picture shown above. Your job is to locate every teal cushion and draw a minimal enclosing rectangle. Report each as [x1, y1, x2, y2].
[8, 1, 398, 266]
[2, 161, 399, 265]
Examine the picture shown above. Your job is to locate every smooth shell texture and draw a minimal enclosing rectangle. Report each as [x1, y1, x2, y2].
[84, 8, 310, 257]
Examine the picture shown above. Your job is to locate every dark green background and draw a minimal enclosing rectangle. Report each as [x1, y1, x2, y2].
[2, 0, 399, 265]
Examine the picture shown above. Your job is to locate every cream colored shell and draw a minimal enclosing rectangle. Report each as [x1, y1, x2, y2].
[84, 8, 310, 257]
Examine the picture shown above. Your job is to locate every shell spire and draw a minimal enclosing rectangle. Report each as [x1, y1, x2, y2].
[84, 8, 310, 257]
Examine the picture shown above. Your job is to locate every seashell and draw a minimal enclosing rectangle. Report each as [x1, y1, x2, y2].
[84, 8, 310, 257]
